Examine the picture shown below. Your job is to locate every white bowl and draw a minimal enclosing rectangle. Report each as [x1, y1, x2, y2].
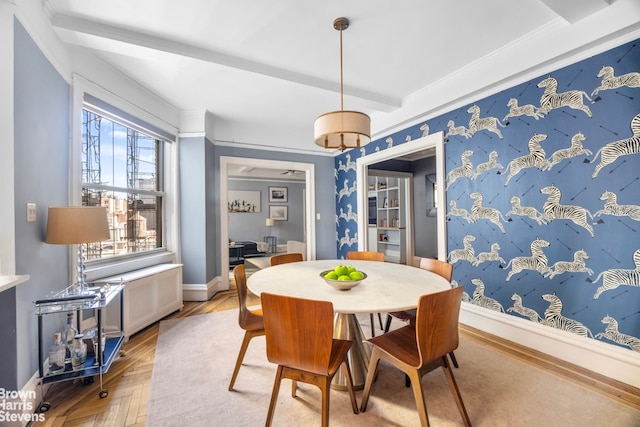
[320, 270, 367, 291]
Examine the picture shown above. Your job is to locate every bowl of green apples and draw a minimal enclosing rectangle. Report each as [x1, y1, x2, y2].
[320, 265, 367, 291]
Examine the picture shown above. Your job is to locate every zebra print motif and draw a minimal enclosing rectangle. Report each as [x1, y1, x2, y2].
[544, 249, 593, 280]
[448, 234, 476, 264]
[540, 184, 594, 237]
[503, 237, 551, 281]
[471, 279, 504, 312]
[470, 192, 507, 233]
[537, 76, 593, 117]
[591, 65, 640, 97]
[506, 196, 548, 225]
[473, 150, 503, 178]
[473, 243, 505, 266]
[541, 293, 594, 338]
[503, 98, 544, 122]
[542, 132, 592, 171]
[592, 248, 640, 299]
[446, 149, 475, 189]
[447, 201, 475, 224]
[507, 293, 542, 323]
[590, 111, 640, 178]
[595, 315, 640, 352]
[504, 133, 548, 186]
[466, 105, 505, 139]
[594, 190, 640, 221]
[446, 120, 471, 139]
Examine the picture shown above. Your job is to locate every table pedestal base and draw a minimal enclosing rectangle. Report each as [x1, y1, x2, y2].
[331, 313, 371, 391]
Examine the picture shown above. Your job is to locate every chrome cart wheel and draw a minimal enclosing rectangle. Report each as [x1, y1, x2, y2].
[99, 389, 109, 398]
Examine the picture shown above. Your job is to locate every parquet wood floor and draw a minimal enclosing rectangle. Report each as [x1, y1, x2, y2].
[31, 280, 638, 426]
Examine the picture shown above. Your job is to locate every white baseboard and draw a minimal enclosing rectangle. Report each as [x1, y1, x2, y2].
[460, 302, 640, 388]
[182, 276, 221, 301]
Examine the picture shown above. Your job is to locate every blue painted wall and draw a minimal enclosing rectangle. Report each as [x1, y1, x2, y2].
[13, 19, 71, 387]
[335, 39, 640, 353]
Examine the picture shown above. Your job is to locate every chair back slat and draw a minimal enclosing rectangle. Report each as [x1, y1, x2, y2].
[415, 286, 464, 366]
[261, 293, 334, 375]
[270, 253, 304, 266]
[346, 251, 384, 262]
[419, 258, 453, 282]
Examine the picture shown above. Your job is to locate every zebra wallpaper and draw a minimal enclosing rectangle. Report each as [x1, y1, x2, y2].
[334, 38, 640, 353]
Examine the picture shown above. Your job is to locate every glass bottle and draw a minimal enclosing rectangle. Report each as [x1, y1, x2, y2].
[62, 312, 78, 361]
[48, 333, 65, 375]
[71, 333, 87, 371]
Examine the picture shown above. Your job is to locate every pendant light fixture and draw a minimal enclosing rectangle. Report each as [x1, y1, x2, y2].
[314, 17, 371, 152]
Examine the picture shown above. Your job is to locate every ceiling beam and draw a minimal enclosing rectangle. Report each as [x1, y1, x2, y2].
[50, 13, 401, 111]
[539, 0, 612, 23]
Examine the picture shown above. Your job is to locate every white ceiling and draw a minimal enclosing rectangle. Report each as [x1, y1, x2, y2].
[45, 0, 639, 160]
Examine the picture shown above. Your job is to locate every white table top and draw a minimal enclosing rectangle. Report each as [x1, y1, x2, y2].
[247, 259, 450, 314]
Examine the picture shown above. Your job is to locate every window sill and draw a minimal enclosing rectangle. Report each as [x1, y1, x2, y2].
[85, 251, 176, 282]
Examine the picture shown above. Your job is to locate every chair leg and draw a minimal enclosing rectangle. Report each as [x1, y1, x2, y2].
[265, 366, 284, 427]
[408, 369, 430, 427]
[441, 359, 471, 427]
[377, 313, 384, 330]
[228, 330, 253, 391]
[341, 360, 359, 414]
[369, 313, 376, 337]
[449, 351, 459, 368]
[384, 314, 392, 333]
[320, 378, 330, 427]
[359, 348, 381, 412]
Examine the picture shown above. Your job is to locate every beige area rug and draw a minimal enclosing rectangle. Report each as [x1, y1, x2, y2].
[147, 310, 640, 427]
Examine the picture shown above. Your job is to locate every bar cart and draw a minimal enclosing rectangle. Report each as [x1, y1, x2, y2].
[34, 282, 124, 412]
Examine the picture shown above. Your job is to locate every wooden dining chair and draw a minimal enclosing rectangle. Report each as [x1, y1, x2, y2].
[228, 264, 265, 391]
[360, 286, 471, 427]
[261, 292, 359, 426]
[346, 251, 385, 337]
[269, 252, 304, 266]
[384, 258, 459, 368]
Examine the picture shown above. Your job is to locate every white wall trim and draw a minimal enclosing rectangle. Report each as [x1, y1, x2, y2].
[182, 276, 221, 302]
[220, 156, 316, 290]
[460, 302, 640, 388]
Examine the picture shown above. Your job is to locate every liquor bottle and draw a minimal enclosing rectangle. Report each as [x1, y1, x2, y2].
[62, 312, 77, 360]
[71, 334, 87, 371]
[48, 333, 65, 375]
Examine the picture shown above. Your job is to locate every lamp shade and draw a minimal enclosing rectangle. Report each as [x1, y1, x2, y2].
[45, 206, 110, 244]
[266, 218, 275, 227]
[314, 110, 371, 151]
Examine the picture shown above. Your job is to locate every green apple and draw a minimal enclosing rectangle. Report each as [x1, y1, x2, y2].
[334, 265, 349, 277]
[324, 271, 338, 280]
[349, 271, 364, 280]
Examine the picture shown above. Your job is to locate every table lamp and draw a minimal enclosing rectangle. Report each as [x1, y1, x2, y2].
[265, 218, 276, 253]
[45, 206, 110, 292]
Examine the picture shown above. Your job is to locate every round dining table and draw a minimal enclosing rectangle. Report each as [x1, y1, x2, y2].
[247, 259, 450, 390]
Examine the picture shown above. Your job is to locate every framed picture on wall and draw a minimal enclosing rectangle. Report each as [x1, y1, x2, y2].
[228, 190, 261, 212]
[269, 205, 288, 221]
[269, 186, 288, 202]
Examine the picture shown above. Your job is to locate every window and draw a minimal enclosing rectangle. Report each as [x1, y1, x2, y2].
[81, 108, 165, 260]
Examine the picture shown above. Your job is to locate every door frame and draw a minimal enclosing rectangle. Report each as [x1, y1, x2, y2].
[220, 156, 316, 289]
[356, 131, 447, 262]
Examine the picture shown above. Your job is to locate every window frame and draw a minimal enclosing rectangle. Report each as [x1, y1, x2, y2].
[71, 75, 179, 282]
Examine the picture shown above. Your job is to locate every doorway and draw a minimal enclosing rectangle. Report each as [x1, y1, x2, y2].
[220, 157, 316, 289]
[356, 132, 446, 264]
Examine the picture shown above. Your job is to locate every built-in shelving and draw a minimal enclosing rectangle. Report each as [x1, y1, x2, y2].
[368, 175, 406, 263]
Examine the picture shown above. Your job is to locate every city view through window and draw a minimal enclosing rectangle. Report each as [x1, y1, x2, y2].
[82, 109, 164, 260]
